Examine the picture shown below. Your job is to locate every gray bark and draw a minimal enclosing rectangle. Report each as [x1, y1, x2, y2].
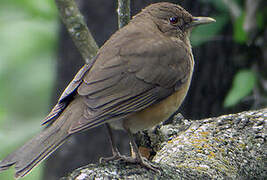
[55, 0, 98, 63]
[61, 108, 266, 179]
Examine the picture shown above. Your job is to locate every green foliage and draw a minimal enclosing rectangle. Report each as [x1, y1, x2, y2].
[0, 0, 58, 180]
[0, 0, 57, 19]
[256, 11, 265, 30]
[224, 70, 257, 107]
[233, 13, 247, 44]
[202, 0, 264, 108]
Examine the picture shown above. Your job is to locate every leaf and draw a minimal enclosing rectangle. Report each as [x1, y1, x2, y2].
[233, 13, 248, 44]
[256, 12, 264, 30]
[191, 14, 229, 46]
[224, 69, 257, 107]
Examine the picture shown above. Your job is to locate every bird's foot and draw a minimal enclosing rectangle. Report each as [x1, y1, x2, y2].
[123, 156, 161, 174]
[99, 151, 125, 163]
[100, 153, 160, 174]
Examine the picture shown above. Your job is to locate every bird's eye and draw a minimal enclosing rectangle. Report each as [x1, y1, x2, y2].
[169, 17, 178, 24]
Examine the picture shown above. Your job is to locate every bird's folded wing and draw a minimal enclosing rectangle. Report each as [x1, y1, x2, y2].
[42, 56, 98, 125]
[68, 31, 191, 133]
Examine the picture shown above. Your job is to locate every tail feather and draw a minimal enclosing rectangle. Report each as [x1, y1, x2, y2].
[0, 120, 69, 178]
[0, 97, 84, 178]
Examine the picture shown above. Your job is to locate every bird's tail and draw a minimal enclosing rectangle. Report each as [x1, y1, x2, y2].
[0, 97, 84, 178]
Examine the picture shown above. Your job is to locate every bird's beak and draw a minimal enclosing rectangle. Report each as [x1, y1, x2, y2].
[189, 17, 216, 27]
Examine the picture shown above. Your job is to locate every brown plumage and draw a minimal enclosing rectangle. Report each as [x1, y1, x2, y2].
[0, 2, 215, 178]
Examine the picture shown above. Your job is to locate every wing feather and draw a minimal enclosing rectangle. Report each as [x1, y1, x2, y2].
[45, 25, 191, 132]
[42, 56, 98, 125]
[68, 30, 191, 132]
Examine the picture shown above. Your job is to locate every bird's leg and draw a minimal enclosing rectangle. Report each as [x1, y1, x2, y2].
[100, 124, 124, 162]
[101, 124, 160, 173]
[124, 127, 160, 172]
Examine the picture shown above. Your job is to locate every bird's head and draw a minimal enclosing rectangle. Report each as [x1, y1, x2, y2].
[134, 2, 215, 43]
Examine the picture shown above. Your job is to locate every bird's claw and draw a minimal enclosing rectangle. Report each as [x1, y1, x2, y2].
[100, 154, 161, 175]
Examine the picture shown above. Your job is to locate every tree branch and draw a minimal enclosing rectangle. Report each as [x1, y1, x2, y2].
[117, 0, 131, 29]
[55, 0, 99, 63]
[243, 0, 262, 34]
[61, 108, 266, 179]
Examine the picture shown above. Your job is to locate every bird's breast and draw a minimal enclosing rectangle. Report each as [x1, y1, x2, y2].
[123, 73, 193, 133]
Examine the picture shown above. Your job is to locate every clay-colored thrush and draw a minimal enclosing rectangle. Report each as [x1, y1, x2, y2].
[0, 2, 215, 178]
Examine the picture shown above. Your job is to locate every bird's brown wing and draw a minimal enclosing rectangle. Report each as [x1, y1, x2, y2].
[68, 29, 192, 133]
[43, 26, 191, 131]
[42, 55, 98, 125]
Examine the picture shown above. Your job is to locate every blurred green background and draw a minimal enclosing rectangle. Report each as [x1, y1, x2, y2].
[0, 0, 266, 179]
[0, 0, 58, 179]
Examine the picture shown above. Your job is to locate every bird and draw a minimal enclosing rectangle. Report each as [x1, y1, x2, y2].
[0, 2, 215, 178]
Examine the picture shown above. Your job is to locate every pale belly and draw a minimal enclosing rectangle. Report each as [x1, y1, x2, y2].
[124, 78, 191, 133]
